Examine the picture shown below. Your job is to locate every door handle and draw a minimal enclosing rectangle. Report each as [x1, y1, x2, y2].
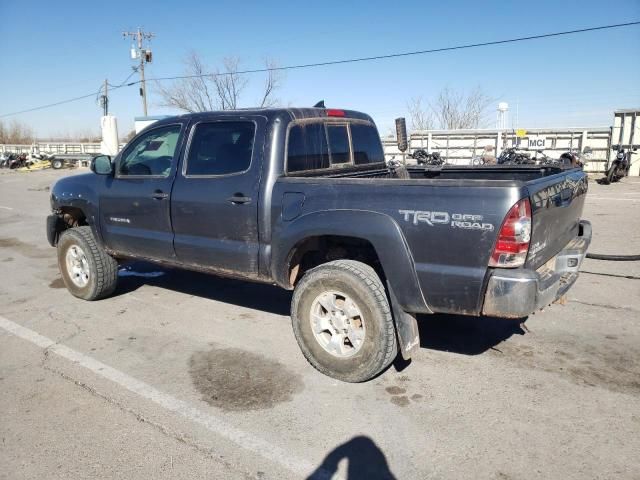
[152, 190, 169, 200]
[226, 194, 252, 205]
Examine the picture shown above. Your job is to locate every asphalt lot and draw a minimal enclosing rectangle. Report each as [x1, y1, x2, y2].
[1, 167, 639, 480]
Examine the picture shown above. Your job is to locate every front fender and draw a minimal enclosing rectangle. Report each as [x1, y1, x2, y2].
[271, 209, 430, 314]
[49, 173, 104, 246]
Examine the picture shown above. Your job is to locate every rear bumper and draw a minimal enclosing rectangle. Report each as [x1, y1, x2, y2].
[482, 220, 592, 318]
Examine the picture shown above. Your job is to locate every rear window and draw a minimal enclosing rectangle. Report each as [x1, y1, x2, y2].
[287, 121, 382, 173]
[287, 123, 330, 172]
[351, 123, 385, 165]
[326, 125, 350, 164]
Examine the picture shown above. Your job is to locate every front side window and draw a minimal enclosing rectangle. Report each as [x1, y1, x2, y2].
[185, 122, 255, 176]
[119, 125, 181, 177]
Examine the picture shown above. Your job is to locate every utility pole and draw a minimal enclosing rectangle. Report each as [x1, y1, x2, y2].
[123, 27, 155, 116]
[103, 79, 108, 116]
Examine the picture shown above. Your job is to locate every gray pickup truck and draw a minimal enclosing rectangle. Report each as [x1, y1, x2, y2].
[47, 107, 591, 381]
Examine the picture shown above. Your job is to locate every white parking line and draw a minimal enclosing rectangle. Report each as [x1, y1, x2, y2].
[0, 315, 334, 480]
[0, 205, 13, 210]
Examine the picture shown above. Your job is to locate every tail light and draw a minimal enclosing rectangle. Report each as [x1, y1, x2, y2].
[489, 198, 532, 268]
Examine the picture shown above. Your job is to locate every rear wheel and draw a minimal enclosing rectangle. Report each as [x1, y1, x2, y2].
[51, 158, 63, 169]
[57, 226, 118, 300]
[291, 260, 397, 382]
[606, 164, 617, 183]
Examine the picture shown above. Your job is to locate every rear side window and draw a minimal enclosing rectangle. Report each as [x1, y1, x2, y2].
[185, 121, 255, 176]
[351, 123, 385, 165]
[287, 123, 330, 172]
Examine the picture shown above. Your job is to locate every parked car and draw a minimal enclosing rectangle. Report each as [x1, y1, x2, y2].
[46, 107, 591, 382]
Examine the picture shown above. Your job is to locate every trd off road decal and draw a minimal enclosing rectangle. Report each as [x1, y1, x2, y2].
[398, 210, 494, 231]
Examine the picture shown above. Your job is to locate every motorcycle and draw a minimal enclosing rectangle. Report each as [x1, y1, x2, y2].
[7, 153, 29, 169]
[604, 145, 636, 183]
[497, 147, 534, 165]
[0, 152, 13, 168]
[410, 149, 445, 166]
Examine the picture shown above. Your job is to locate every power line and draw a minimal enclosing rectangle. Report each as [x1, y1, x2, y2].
[0, 91, 102, 118]
[0, 82, 130, 119]
[110, 68, 139, 88]
[1, 21, 638, 119]
[144, 21, 640, 82]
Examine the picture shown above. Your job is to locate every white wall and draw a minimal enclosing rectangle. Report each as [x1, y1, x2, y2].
[382, 126, 632, 174]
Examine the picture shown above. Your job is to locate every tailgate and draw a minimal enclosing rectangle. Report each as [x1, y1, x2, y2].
[525, 168, 588, 269]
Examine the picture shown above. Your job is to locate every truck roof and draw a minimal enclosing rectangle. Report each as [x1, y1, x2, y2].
[153, 107, 375, 125]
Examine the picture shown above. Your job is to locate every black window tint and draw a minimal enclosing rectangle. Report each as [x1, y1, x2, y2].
[327, 124, 350, 164]
[351, 123, 385, 165]
[287, 123, 329, 172]
[186, 122, 255, 176]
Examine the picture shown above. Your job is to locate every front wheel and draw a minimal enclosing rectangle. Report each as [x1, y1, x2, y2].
[57, 226, 118, 300]
[291, 260, 397, 382]
[606, 163, 618, 183]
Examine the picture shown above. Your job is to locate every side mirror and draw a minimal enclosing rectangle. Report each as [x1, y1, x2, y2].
[395, 117, 408, 153]
[90, 155, 113, 175]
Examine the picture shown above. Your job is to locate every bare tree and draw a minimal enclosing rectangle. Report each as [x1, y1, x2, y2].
[258, 59, 282, 108]
[47, 127, 101, 142]
[407, 96, 434, 131]
[157, 52, 283, 112]
[0, 119, 35, 144]
[212, 57, 248, 110]
[431, 87, 492, 129]
[406, 87, 492, 131]
[156, 52, 216, 112]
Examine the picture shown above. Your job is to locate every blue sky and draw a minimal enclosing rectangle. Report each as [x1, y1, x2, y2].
[0, 0, 639, 138]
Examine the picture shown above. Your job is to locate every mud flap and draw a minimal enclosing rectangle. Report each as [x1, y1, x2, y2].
[46, 214, 64, 247]
[387, 282, 420, 360]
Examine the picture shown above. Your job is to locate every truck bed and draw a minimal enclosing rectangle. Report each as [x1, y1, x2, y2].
[275, 164, 588, 315]
[288, 163, 569, 182]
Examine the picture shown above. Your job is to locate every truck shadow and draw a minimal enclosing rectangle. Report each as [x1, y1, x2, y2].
[416, 313, 527, 355]
[115, 261, 526, 355]
[114, 261, 292, 316]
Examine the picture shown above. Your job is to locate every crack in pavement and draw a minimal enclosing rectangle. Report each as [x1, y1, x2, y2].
[580, 270, 640, 280]
[570, 299, 639, 313]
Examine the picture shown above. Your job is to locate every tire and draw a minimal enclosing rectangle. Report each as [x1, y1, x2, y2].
[606, 164, 617, 183]
[291, 260, 398, 382]
[57, 226, 118, 301]
[51, 159, 63, 169]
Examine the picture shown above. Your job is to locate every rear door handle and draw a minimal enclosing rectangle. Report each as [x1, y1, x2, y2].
[226, 194, 252, 205]
[152, 190, 169, 200]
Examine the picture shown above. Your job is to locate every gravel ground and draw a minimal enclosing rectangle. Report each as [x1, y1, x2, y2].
[0, 167, 638, 480]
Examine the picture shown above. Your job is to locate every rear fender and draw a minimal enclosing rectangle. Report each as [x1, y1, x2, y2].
[272, 210, 430, 314]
